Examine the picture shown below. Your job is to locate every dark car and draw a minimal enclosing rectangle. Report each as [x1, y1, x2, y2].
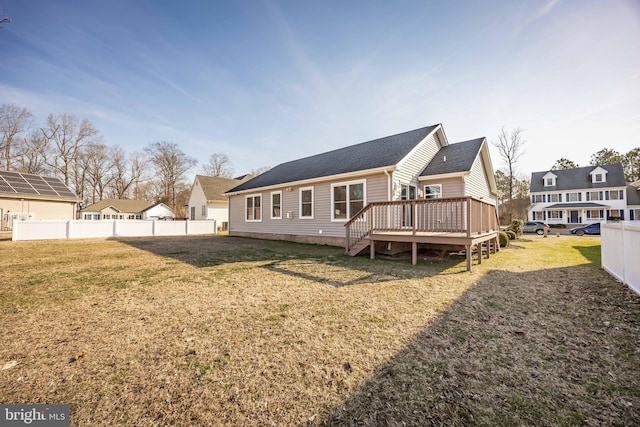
[522, 221, 550, 235]
[570, 223, 601, 236]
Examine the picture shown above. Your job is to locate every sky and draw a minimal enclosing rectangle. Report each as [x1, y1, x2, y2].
[1, 0, 639, 181]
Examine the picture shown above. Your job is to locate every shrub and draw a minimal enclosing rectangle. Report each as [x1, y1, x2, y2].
[506, 230, 516, 240]
[509, 219, 523, 235]
[498, 231, 509, 247]
[549, 224, 566, 229]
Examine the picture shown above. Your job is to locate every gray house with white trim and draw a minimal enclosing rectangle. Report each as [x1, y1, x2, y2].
[226, 124, 498, 247]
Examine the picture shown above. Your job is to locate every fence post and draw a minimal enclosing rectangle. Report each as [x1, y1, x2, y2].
[67, 220, 72, 239]
[113, 220, 118, 237]
[12, 220, 20, 241]
[186, 220, 190, 236]
[152, 220, 157, 236]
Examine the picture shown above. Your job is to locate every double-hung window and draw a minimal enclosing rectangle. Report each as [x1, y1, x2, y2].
[332, 181, 365, 220]
[300, 187, 314, 219]
[246, 194, 262, 221]
[271, 191, 282, 219]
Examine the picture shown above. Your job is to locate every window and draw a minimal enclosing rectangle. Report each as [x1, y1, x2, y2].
[332, 181, 365, 220]
[201, 205, 206, 216]
[548, 210, 562, 219]
[631, 209, 640, 221]
[534, 211, 544, 220]
[246, 194, 261, 221]
[271, 191, 282, 219]
[532, 194, 544, 203]
[548, 194, 561, 203]
[608, 209, 623, 219]
[587, 191, 603, 201]
[608, 190, 623, 200]
[300, 187, 314, 218]
[586, 209, 604, 219]
[566, 192, 581, 202]
[103, 214, 111, 220]
[594, 173, 603, 182]
[190, 206, 195, 220]
[424, 184, 442, 199]
[545, 178, 554, 186]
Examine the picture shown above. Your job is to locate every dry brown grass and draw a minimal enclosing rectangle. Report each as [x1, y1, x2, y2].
[0, 235, 638, 426]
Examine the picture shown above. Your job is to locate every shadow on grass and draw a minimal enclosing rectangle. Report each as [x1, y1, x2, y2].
[573, 244, 601, 267]
[319, 265, 640, 426]
[120, 235, 464, 287]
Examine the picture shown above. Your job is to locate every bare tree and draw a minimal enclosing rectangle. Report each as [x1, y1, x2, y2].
[250, 165, 271, 176]
[41, 114, 102, 192]
[0, 103, 33, 170]
[14, 130, 50, 174]
[80, 143, 113, 204]
[201, 153, 234, 178]
[129, 151, 148, 200]
[144, 141, 197, 209]
[493, 126, 525, 222]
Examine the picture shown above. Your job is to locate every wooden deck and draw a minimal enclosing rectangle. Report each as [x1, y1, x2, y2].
[345, 197, 500, 271]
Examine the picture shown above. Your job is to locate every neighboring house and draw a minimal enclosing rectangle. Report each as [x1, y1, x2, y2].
[528, 163, 628, 225]
[627, 183, 640, 221]
[81, 199, 175, 220]
[226, 124, 499, 261]
[0, 170, 79, 231]
[187, 174, 252, 229]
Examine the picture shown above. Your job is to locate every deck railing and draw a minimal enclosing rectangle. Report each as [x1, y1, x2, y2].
[345, 197, 499, 253]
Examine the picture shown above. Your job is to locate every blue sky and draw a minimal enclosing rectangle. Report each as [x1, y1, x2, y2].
[1, 0, 639, 180]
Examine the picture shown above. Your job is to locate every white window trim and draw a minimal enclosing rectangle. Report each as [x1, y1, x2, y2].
[299, 187, 314, 219]
[271, 191, 282, 220]
[245, 194, 262, 222]
[331, 180, 367, 222]
[423, 184, 442, 199]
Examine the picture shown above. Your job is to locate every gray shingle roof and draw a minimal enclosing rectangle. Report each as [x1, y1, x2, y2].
[627, 185, 640, 206]
[530, 164, 626, 192]
[420, 138, 484, 176]
[196, 175, 252, 202]
[546, 202, 608, 209]
[227, 125, 440, 193]
[81, 198, 155, 213]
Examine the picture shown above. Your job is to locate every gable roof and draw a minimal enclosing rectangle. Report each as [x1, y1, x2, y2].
[0, 170, 79, 201]
[81, 199, 155, 213]
[195, 175, 252, 202]
[530, 163, 626, 192]
[420, 138, 485, 176]
[227, 124, 441, 193]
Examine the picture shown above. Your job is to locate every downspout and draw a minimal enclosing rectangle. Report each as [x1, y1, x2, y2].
[384, 169, 392, 201]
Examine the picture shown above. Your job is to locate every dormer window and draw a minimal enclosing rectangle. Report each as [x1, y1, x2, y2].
[589, 166, 608, 184]
[542, 171, 557, 187]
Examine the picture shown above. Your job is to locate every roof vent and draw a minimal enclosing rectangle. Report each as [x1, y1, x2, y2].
[443, 155, 447, 162]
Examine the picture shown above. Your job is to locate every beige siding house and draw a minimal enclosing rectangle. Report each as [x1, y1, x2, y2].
[187, 174, 252, 229]
[226, 124, 498, 252]
[0, 170, 79, 230]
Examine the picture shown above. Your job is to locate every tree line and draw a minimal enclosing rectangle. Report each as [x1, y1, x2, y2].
[0, 103, 267, 217]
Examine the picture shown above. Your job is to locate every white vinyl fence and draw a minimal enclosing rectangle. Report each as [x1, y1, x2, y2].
[12, 220, 217, 241]
[601, 222, 640, 295]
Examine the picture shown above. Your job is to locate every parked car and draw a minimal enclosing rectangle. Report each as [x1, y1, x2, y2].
[570, 223, 601, 236]
[522, 221, 550, 235]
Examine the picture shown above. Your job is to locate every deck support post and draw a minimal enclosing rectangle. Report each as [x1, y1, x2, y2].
[370, 239, 375, 260]
[477, 243, 482, 264]
[466, 245, 472, 272]
[412, 242, 417, 265]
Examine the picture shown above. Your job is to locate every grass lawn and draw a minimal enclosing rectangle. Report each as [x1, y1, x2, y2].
[0, 234, 638, 426]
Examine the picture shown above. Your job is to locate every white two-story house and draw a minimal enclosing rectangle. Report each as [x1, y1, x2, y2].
[528, 164, 628, 225]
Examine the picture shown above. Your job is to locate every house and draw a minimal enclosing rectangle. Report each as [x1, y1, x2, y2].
[226, 124, 500, 270]
[0, 170, 80, 230]
[80, 199, 175, 221]
[528, 163, 628, 224]
[627, 183, 640, 221]
[187, 174, 252, 229]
